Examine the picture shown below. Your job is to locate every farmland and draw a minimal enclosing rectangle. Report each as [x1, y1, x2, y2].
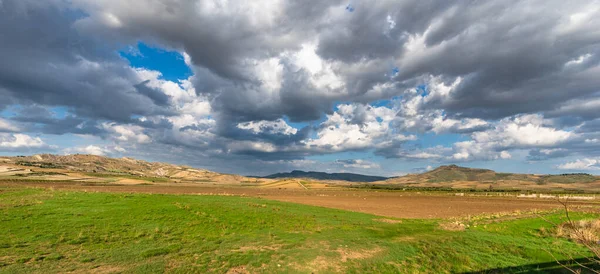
[1, 183, 600, 273]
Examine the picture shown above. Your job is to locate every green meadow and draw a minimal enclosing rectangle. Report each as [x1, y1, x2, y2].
[0, 186, 598, 273]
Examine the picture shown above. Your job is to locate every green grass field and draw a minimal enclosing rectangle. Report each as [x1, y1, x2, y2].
[0, 186, 598, 273]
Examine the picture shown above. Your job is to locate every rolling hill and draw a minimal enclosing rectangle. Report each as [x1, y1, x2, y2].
[2, 154, 600, 190]
[260, 170, 389, 182]
[0, 154, 249, 184]
[383, 164, 600, 191]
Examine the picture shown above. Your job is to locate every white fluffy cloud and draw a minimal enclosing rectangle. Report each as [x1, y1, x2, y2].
[0, 133, 52, 151]
[101, 123, 151, 144]
[304, 103, 415, 152]
[557, 158, 600, 171]
[472, 115, 572, 147]
[64, 145, 109, 156]
[62, 143, 127, 156]
[449, 114, 573, 161]
[226, 140, 278, 154]
[237, 119, 297, 135]
[391, 78, 489, 134]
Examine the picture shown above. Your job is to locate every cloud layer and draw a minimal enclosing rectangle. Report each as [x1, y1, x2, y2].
[1, 0, 600, 175]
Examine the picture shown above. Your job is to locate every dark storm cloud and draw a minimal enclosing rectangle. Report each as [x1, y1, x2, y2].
[134, 80, 172, 107]
[71, 1, 344, 130]
[526, 149, 572, 161]
[14, 116, 101, 135]
[7, 105, 101, 135]
[74, 0, 600, 133]
[200, 60, 338, 138]
[74, 0, 305, 82]
[278, 62, 338, 122]
[394, 1, 600, 120]
[133, 117, 173, 130]
[0, 0, 173, 123]
[316, 0, 453, 63]
[578, 119, 600, 133]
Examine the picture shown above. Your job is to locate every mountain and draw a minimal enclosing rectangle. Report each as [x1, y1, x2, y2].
[261, 170, 389, 182]
[384, 164, 600, 191]
[396, 164, 598, 184]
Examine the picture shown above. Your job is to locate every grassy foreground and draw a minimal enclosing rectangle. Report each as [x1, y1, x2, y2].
[0, 186, 598, 273]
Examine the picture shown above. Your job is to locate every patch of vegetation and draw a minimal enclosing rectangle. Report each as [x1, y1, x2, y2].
[13, 172, 67, 177]
[0, 186, 598, 273]
[15, 162, 64, 169]
[538, 174, 598, 184]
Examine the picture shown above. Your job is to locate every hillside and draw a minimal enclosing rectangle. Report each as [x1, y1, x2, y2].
[2, 155, 600, 191]
[384, 164, 600, 191]
[0, 154, 249, 184]
[261, 170, 389, 182]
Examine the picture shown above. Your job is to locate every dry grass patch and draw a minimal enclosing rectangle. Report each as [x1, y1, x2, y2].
[393, 236, 416, 242]
[287, 246, 384, 273]
[556, 219, 600, 243]
[336, 247, 384, 262]
[306, 256, 342, 273]
[225, 265, 250, 274]
[374, 218, 402, 224]
[235, 244, 282, 252]
[439, 221, 467, 231]
[67, 265, 124, 274]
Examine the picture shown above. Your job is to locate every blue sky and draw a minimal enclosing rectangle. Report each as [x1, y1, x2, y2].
[121, 43, 192, 82]
[1, 0, 600, 176]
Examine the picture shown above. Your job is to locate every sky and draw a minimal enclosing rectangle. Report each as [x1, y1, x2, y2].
[1, 0, 600, 176]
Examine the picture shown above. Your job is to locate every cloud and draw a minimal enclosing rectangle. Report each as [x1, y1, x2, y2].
[448, 114, 573, 161]
[63, 144, 126, 156]
[557, 158, 600, 171]
[303, 103, 415, 152]
[0, 2, 173, 123]
[395, 1, 600, 121]
[64, 145, 108, 156]
[101, 123, 151, 144]
[1, 0, 600, 175]
[411, 165, 433, 173]
[0, 133, 53, 151]
[237, 119, 298, 136]
[527, 148, 571, 161]
[0, 118, 19, 132]
[379, 114, 574, 162]
[134, 79, 172, 107]
[453, 114, 572, 160]
[334, 159, 380, 169]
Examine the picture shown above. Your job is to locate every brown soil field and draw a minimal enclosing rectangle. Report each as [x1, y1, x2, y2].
[1, 181, 599, 219]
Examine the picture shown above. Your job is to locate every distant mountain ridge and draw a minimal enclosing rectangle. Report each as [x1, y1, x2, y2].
[261, 170, 389, 182]
[2, 154, 599, 188]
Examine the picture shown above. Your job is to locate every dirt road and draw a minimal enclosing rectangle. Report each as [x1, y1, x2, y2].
[2, 181, 598, 219]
